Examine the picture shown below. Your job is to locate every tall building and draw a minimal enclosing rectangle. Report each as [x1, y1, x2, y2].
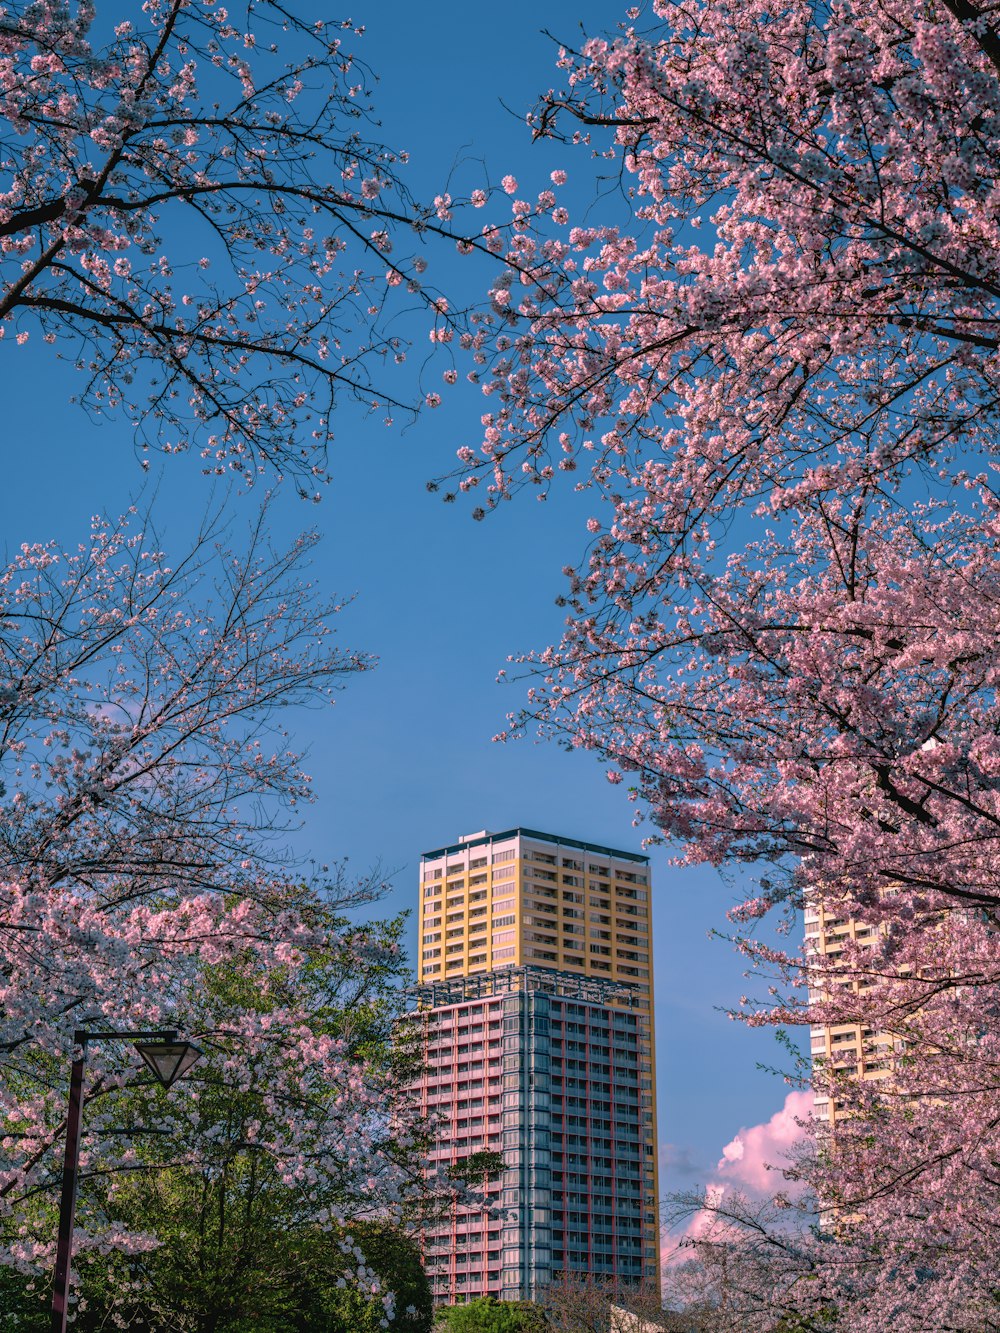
[805, 900, 895, 1125]
[409, 827, 659, 1304]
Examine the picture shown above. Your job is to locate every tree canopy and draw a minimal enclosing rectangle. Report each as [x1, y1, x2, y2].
[448, 0, 1000, 1325]
[437, 1296, 548, 1332]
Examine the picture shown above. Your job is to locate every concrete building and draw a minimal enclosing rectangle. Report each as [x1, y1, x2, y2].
[409, 827, 659, 1303]
[805, 899, 895, 1125]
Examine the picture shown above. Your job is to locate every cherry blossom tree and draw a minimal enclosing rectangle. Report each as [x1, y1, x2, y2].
[445, 0, 1000, 1323]
[0, 0, 473, 492]
[538, 1273, 670, 1332]
[661, 1189, 829, 1333]
[3, 911, 437, 1331]
[0, 503, 450, 1317]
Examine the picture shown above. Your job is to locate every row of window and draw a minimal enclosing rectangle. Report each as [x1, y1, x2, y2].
[424, 873, 649, 899]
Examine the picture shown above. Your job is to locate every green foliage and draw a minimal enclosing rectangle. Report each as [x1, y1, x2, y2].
[447, 1150, 506, 1182]
[70, 911, 432, 1331]
[65, 1222, 431, 1332]
[437, 1295, 548, 1332]
[1, 907, 439, 1333]
[0, 1267, 48, 1331]
[296, 1223, 432, 1333]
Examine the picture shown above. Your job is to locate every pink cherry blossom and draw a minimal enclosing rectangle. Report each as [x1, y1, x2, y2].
[0, 503, 455, 1314]
[0, 0, 481, 492]
[446, 1, 1000, 1321]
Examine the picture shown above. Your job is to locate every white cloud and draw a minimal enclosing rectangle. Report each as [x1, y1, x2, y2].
[714, 1088, 813, 1193]
[662, 1089, 813, 1268]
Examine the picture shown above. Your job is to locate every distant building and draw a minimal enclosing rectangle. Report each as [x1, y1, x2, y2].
[805, 900, 895, 1126]
[408, 827, 659, 1303]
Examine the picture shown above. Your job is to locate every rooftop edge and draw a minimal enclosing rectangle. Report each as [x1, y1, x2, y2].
[420, 826, 649, 865]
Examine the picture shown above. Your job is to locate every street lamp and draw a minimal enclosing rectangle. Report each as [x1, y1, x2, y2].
[50, 1028, 202, 1333]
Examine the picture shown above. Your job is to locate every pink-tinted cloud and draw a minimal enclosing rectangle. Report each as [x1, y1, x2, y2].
[661, 1090, 813, 1269]
[715, 1088, 813, 1193]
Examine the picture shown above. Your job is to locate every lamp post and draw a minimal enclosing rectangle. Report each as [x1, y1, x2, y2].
[50, 1028, 202, 1333]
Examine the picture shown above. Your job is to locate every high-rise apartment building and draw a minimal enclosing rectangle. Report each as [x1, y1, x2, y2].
[805, 900, 894, 1125]
[409, 827, 659, 1304]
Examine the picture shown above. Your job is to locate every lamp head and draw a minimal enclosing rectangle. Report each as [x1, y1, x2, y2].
[134, 1039, 202, 1089]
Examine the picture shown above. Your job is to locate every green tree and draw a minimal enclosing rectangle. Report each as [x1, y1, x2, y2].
[11, 908, 440, 1333]
[447, 1151, 507, 1184]
[0, 1267, 48, 1332]
[437, 1295, 548, 1332]
[295, 1222, 433, 1333]
[68, 1221, 432, 1333]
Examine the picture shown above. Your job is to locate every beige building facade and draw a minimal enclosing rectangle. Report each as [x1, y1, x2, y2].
[806, 900, 895, 1125]
[414, 826, 660, 1299]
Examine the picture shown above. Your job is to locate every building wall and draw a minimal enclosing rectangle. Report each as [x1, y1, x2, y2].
[415, 990, 507, 1299]
[413, 827, 660, 1302]
[806, 900, 894, 1126]
[411, 969, 650, 1303]
[417, 828, 653, 998]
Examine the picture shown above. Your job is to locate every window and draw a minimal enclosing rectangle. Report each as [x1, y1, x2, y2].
[493, 946, 516, 960]
[615, 869, 648, 886]
[616, 884, 648, 902]
[616, 933, 645, 947]
[525, 900, 557, 917]
[492, 865, 515, 882]
[493, 848, 516, 863]
[493, 914, 516, 928]
[492, 898, 515, 913]
[470, 857, 488, 869]
[619, 919, 648, 935]
[527, 888, 557, 905]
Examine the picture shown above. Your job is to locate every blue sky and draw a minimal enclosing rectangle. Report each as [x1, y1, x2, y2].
[0, 0, 804, 1200]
